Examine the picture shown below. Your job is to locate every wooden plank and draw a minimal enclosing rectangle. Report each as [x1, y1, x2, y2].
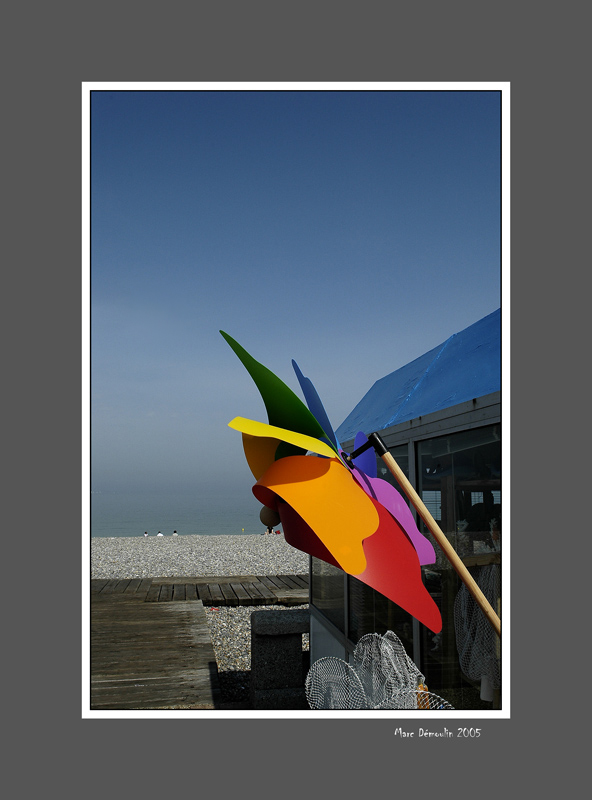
[158, 584, 173, 602]
[172, 584, 186, 601]
[99, 579, 121, 594]
[277, 575, 300, 589]
[205, 574, 259, 584]
[185, 583, 198, 601]
[245, 581, 276, 604]
[263, 575, 293, 590]
[289, 575, 309, 589]
[219, 584, 238, 606]
[197, 584, 213, 606]
[90, 596, 221, 709]
[155, 575, 258, 585]
[91, 630, 211, 647]
[256, 575, 283, 592]
[271, 588, 309, 606]
[92, 643, 208, 663]
[96, 579, 131, 594]
[230, 583, 252, 605]
[93, 574, 309, 605]
[207, 584, 225, 605]
[91, 679, 219, 710]
[145, 583, 161, 602]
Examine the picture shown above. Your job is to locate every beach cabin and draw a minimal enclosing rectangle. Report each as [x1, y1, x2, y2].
[307, 309, 502, 710]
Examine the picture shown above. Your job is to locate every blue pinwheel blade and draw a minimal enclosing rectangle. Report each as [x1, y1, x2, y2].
[292, 359, 340, 452]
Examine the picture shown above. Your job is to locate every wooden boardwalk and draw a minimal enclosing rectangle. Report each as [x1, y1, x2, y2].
[92, 574, 309, 606]
[90, 575, 309, 710]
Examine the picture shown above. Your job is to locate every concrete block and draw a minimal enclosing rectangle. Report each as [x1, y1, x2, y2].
[251, 631, 303, 690]
[250, 609, 311, 706]
[251, 608, 310, 636]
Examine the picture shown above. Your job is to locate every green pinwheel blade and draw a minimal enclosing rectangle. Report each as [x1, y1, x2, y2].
[220, 331, 337, 451]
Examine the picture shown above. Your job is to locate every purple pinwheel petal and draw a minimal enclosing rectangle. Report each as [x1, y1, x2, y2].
[352, 431, 377, 479]
[351, 466, 436, 566]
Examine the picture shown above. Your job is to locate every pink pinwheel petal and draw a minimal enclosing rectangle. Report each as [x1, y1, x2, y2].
[350, 466, 436, 566]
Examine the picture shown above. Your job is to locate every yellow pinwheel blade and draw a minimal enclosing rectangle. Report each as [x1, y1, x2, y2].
[228, 417, 338, 460]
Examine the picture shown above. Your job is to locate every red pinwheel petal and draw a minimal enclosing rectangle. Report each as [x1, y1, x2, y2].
[356, 498, 442, 633]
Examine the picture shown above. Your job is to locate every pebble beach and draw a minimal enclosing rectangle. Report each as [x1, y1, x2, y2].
[90, 533, 309, 579]
[91, 534, 310, 708]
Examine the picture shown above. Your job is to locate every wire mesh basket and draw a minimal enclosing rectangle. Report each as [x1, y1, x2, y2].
[305, 631, 454, 710]
[305, 657, 368, 710]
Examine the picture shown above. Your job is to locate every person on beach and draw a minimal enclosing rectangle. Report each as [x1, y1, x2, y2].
[144, 531, 148, 537]
[265, 526, 273, 535]
[157, 531, 163, 537]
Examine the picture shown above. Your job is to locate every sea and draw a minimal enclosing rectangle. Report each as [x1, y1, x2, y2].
[90, 490, 265, 538]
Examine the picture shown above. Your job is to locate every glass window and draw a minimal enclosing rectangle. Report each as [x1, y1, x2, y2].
[418, 424, 501, 559]
[348, 575, 414, 651]
[416, 424, 501, 710]
[310, 557, 346, 634]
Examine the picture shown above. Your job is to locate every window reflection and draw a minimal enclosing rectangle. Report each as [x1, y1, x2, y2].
[311, 557, 345, 634]
[309, 424, 502, 710]
[417, 424, 501, 709]
[418, 425, 501, 560]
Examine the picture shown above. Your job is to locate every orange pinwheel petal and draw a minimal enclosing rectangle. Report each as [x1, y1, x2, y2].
[242, 434, 281, 481]
[253, 455, 378, 575]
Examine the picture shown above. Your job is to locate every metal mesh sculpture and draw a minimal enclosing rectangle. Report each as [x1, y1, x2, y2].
[304, 657, 369, 710]
[305, 631, 454, 710]
[352, 632, 424, 708]
[383, 631, 425, 689]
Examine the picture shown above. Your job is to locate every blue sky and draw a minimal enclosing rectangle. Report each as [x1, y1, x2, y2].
[90, 88, 502, 500]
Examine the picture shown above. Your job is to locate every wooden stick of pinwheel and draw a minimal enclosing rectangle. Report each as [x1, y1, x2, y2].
[344, 432, 501, 640]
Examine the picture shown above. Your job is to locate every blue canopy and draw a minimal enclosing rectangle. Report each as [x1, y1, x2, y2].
[336, 309, 501, 443]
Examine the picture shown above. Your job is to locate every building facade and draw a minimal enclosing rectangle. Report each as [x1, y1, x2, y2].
[308, 310, 502, 710]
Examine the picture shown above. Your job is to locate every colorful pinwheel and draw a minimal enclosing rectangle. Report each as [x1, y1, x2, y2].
[221, 331, 442, 634]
